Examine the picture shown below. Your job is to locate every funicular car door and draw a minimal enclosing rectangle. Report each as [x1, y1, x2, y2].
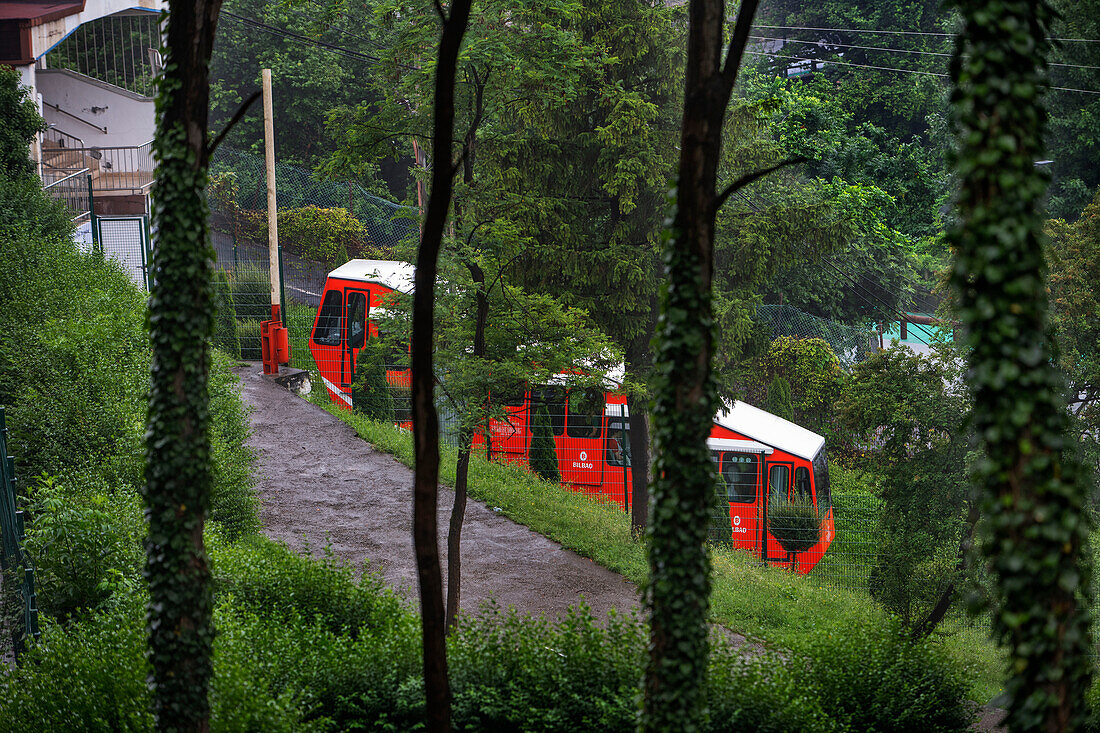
[311, 288, 348, 406]
[341, 287, 370, 393]
[560, 388, 605, 490]
[717, 451, 762, 553]
[604, 404, 631, 512]
[762, 458, 795, 563]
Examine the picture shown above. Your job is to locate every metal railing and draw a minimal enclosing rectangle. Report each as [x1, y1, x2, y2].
[90, 140, 154, 193]
[44, 12, 162, 97]
[39, 127, 89, 187]
[43, 168, 92, 222]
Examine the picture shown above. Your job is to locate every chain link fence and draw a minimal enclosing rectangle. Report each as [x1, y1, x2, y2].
[205, 146, 416, 367]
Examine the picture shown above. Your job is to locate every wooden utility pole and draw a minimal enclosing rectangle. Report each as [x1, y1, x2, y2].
[262, 68, 280, 320]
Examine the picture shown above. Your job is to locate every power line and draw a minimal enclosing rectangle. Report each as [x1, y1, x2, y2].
[747, 50, 1100, 95]
[222, 12, 381, 63]
[820, 258, 941, 344]
[750, 35, 1100, 72]
[755, 24, 1100, 44]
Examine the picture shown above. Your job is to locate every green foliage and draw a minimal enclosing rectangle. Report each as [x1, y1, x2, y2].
[839, 345, 969, 626]
[528, 401, 559, 483]
[733, 336, 846, 445]
[0, 66, 46, 182]
[208, 351, 260, 540]
[22, 474, 143, 620]
[0, 595, 154, 732]
[210, 534, 407, 637]
[351, 339, 395, 421]
[240, 206, 382, 270]
[765, 374, 793, 420]
[948, 0, 1094, 727]
[448, 604, 645, 731]
[212, 270, 240, 359]
[767, 489, 822, 560]
[802, 619, 974, 733]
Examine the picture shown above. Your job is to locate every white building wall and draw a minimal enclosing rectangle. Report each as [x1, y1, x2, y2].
[37, 68, 154, 148]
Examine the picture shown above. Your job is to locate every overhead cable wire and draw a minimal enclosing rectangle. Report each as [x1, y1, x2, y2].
[819, 258, 941, 343]
[746, 50, 1100, 95]
[750, 35, 1100, 72]
[221, 12, 419, 71]
[754, 24, 1100, 44]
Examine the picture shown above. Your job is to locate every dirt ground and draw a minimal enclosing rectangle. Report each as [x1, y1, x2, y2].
[237, 363, 641, 621]
[237, 363, 1005, 732]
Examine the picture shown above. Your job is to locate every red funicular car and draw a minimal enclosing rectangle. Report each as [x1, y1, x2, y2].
[308, 259, 833, 573]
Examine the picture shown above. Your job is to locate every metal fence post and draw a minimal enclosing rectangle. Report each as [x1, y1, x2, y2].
[87, 173, 100, 255]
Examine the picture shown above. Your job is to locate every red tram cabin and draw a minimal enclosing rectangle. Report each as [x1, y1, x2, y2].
[308, 260, 834, 573]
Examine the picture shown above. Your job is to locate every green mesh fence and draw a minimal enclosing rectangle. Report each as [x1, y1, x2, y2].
[205, 146, 417, 368]
[755, 304, 876, 368]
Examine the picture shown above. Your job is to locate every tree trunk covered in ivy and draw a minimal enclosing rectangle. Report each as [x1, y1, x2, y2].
[949, 0, 1093, 729]
[411, 1, 472, 730]
[643, 1, 759, 730]
[144, 0, 222, 730]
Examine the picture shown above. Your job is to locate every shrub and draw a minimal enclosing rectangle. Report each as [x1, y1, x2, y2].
[208, 350, 259, 540]
[0, 594, 152, 732]
[212, 269, 240, 358]
[351, 339, 395, 421]
[767, 488, 822, 563]
[210, 534, 406, 638]
[801, 619, 974, 733]
[706, 644, 838, 733]
[447, 603, 645, 732]
[22, 474, 144, 620]
[529, 401, 559, 482]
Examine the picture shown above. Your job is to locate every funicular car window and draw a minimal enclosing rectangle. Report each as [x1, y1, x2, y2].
[812, 450, 832, 507]
[566, 388, 604, 438]
[530, 386, 565, 436]
[768, 464, 790, 496]
[312, 290, 343, 345]
[721, 452, 757, 503]
[347, 291, 367, 349]
[794, 466, 812, 501]
[607, 420, 631, 467]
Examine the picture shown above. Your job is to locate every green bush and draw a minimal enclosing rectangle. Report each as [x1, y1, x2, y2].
[22, 474, 143, 620]
[241, 206, 383, 269]
[767, 488, 822, 562]
[448, 603, 645, 732]
[0, 594, 152, 732]
[801, 619, 974, 733]
[765, 374, 793, 420]
[236, 318, 262, 360]
[351, 339, 395, 421]
[212, 270, 240, 358]
[529, 401, 559, 482]
[706, 644, 838, 733]
[210, 534, 406, 638]
[208, 350, 259, 540]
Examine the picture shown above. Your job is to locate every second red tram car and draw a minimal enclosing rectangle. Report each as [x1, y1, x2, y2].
[307, 260, 834, 573]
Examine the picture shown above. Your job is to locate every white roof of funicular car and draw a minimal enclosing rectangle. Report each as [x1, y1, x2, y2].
[713, 400, 825, 461]
[329, 259, 416, 293]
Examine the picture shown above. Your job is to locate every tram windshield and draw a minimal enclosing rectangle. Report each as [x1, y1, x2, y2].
[313, 290, 343, 345]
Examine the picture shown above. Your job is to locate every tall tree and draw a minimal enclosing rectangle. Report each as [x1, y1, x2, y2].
[144, 0, 223, 730]
[643, 0, 773, 729]
[949, 0, 1093, 729]
[409, 1, 472, 730]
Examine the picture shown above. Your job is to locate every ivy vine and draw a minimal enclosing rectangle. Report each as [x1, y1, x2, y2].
[948, 0, 1093, 729]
